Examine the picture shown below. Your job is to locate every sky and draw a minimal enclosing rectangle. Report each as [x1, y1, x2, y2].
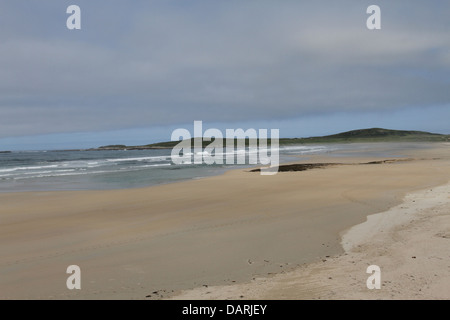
[0, 0, 449, 150]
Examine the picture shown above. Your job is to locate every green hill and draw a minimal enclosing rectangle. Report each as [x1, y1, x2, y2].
[280, 128, 450, 144]
[280, 128, 449, 144]
[95, 128, 450, 150]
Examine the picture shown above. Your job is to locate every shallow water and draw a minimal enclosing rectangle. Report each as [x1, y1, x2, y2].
[0, 145, 330, 192]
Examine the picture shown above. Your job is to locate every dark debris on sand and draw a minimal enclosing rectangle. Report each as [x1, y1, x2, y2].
[250, 159, 415, 173]
[250, 163, 337, 172]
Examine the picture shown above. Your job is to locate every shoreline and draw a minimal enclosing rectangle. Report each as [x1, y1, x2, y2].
[0, 141, 442, 194]
[0, 143, 449, 299]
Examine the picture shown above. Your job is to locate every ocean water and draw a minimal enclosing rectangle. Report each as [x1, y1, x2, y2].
[0, 145, 331, 192]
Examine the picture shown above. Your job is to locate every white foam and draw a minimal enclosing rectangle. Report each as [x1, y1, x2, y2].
[106, 156, 169, 162]
[14, 170, 109, 180]
[0, 165, 59, 173]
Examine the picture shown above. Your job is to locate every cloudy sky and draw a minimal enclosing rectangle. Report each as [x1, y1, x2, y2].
[0, 1, 449, 150]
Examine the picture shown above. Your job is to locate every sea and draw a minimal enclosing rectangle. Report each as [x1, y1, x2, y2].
[0, 142, 421, 193]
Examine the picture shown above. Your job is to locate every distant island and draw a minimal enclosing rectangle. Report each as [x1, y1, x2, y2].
[280, 128, 450, 144]
[92, 128, 450, 151]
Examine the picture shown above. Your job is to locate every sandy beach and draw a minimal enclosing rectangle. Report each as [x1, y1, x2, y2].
[1, 142, 449, 299]
[172, 178, 450, 300]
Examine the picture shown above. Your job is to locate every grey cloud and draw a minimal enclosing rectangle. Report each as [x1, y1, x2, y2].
[0, 0, 449, 138]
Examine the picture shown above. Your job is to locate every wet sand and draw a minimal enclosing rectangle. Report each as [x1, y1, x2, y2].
[1, 143, 449, 299]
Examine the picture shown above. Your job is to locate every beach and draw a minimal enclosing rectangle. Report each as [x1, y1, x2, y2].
[1, 143, 449, 299]
[172, 176, 450, 300]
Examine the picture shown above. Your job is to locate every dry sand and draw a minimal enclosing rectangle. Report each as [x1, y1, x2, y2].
[171, 181, 450, 300]
[1, 143, 449, 299]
